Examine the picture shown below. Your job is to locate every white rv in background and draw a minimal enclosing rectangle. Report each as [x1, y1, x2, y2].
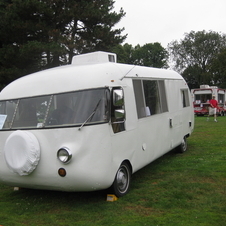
[192, 85, 226, 116]
[0, 51, 194, 197]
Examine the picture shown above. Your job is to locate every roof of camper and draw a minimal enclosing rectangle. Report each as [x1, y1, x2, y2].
[0, 52, 183, 100]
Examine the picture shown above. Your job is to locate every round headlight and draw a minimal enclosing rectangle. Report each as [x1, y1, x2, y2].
[57, 147, 72, 163]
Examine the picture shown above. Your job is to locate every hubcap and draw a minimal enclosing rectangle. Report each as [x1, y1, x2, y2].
[116, 167, 129, 192]
[181, 138, 187, 152]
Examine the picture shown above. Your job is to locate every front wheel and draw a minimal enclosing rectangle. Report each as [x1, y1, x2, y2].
[176, 136, 187, 153]
[110, 162, 131, 197]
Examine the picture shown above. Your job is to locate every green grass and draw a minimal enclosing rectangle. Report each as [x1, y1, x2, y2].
[1, 116, 226, 226]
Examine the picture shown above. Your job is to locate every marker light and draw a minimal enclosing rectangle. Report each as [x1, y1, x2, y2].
[58, 168, 67, 177]
[57, 147, 72, 163]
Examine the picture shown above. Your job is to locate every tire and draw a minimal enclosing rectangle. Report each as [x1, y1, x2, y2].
[176, 136, 187, 153]
[4, 130, 40, 175]
[111, 162, 131, 197]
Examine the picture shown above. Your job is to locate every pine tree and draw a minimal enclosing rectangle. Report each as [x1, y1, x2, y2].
[0, 0, 126, 89]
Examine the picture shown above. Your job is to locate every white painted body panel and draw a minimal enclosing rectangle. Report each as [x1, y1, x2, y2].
[0, 53, 194, 192]
[0, 125, 114, 191]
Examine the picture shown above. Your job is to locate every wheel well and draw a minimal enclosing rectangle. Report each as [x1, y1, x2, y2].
[185, 133, 190, 138]
[122, 160, 133, 174]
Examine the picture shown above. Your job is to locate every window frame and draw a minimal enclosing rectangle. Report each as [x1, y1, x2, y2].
[0, 87, 110, 131]
[133, 79, 168, 119]
[181, 89, 190, 108]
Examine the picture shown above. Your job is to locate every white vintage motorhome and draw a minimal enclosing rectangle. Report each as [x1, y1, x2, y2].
[0, 51, 194, 197]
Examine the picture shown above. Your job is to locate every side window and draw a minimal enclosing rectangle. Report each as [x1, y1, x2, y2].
[111, 87, 125, 133]
[133, 80, 146, 118]
[181, 89, 190, 108]
[143, 80, 160, 116]
[133, 79, 168, 119]
[218, 94, 224, 104]
[158, 81, 168, 112]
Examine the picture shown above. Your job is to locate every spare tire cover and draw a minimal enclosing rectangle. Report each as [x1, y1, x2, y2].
[4, 130, 40, 176]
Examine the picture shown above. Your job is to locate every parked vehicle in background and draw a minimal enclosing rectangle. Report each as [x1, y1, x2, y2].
[191, 85, 226, 116]
[0, 51, 194, 197]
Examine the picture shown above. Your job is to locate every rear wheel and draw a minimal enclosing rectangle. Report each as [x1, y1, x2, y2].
[176, 136, 187, 153]
[111, 162, 131, 197]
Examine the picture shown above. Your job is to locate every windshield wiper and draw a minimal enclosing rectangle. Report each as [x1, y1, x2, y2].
[78, 99, 102, 131]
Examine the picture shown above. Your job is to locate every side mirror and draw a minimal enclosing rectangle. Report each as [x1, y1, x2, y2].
[114, 109, 125, 120]
[113, 89, 124, 107]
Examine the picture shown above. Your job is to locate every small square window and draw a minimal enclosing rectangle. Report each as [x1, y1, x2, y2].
[181, 89, 190, 107]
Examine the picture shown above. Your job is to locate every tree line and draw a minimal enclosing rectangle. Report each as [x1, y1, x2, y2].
[0, 0, 126, 90]
[1, 0, 226, 90]
[168, 30, 226, 89]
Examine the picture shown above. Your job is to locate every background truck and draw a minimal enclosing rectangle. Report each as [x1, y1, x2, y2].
[191, 85, 226, 116]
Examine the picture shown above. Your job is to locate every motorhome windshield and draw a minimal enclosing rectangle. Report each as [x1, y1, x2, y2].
[194, 94, 212, 103]
[0, 88, 110, 130]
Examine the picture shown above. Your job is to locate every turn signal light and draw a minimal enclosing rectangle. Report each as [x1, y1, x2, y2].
[58, 168, 66, 177]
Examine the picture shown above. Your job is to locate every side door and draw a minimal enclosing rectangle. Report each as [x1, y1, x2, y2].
[132, 79, 170, 163]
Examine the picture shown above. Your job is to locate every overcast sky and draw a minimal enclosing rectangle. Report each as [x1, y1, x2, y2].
[114, 0, 226, 48]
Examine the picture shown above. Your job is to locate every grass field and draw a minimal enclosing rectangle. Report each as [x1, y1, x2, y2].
[0, 116, 226, 226]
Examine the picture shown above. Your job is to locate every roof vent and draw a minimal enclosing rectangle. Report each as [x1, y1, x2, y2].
[200, 85, 210, 89]
[72, 51, 117, 65]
